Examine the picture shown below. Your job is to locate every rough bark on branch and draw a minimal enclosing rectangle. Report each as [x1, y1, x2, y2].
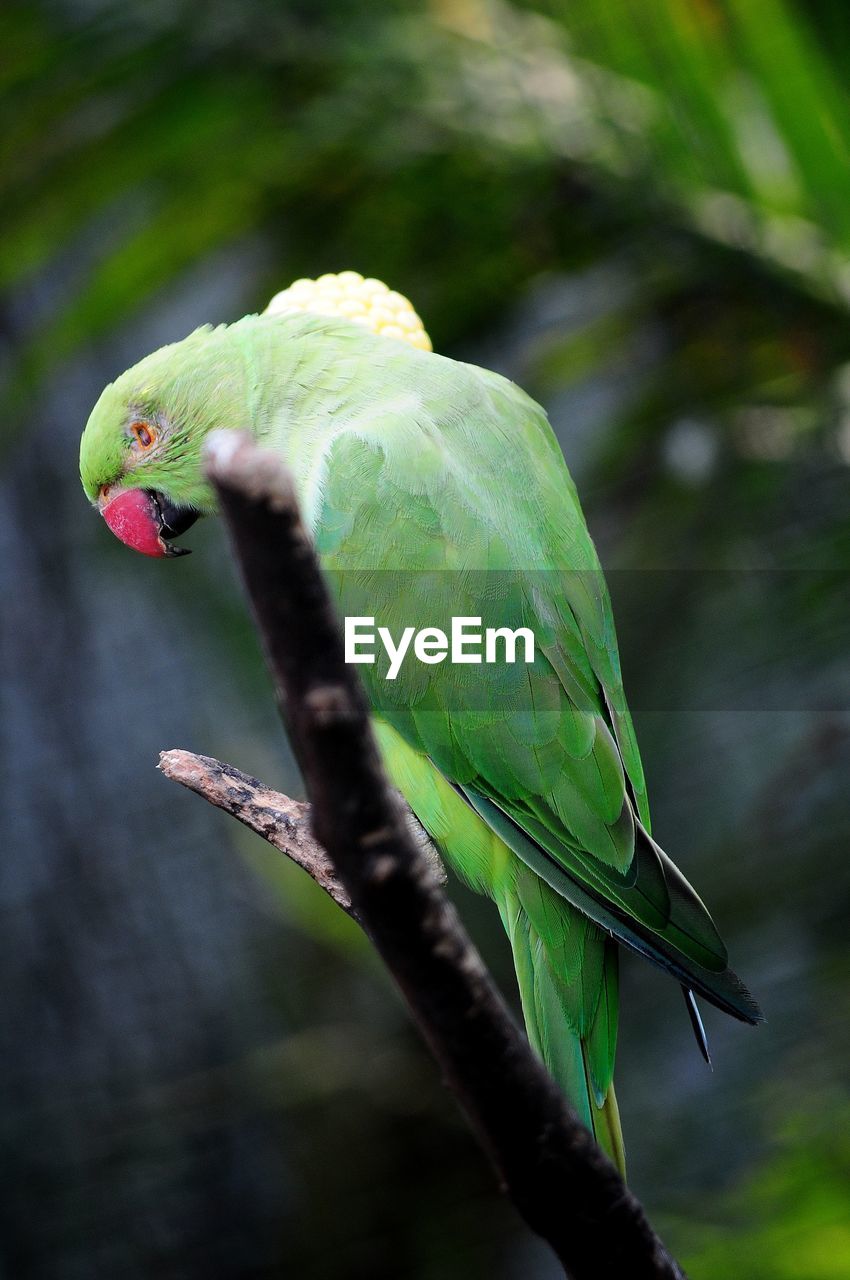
[158, 749, 354, 916]
[157, 750, 443, 920]
[160, 428, 686, 1279]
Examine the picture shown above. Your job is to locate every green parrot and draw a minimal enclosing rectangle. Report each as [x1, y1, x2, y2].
[79, 272, 761, 1175]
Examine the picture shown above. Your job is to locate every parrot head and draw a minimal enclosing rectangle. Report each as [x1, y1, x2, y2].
[80, 271, 431, 557]
[79, 324, 246, 557]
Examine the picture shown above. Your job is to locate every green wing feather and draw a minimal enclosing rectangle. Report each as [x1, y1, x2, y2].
[296, 328, 761, 1166]
[308, 343, 760, 1022]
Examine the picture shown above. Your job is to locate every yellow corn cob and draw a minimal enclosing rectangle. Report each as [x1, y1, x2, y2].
[264, 270, 432, 351]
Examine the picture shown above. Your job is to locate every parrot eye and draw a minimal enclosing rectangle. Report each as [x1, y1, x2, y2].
[130, 421, 157, 450]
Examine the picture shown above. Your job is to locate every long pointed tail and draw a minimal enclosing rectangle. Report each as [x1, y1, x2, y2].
[499, 883, 626, 1177]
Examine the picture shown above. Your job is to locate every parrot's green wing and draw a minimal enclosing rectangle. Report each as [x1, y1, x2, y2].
[307, 344, 761, 1028]
[77, 308, 760, 1174]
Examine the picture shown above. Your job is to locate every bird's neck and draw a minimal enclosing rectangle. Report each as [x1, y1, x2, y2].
[232, 317, 374, 529]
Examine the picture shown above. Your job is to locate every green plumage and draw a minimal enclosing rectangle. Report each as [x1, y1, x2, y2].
[80, 312, 762, 1174]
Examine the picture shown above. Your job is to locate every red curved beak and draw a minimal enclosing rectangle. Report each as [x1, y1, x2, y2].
[99, 488, 191, 558]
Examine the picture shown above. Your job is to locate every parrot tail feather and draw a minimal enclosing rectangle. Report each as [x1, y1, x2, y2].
[591, 1076, 625, 1175]
[682, 986, 712, 1066]
[500, 890, 626, 1178]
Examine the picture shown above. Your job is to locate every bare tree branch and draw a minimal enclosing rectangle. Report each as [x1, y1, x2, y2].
[158, 749, 354, 916]
[162, 428, 686, 1280]
[158, 750, 446, 918]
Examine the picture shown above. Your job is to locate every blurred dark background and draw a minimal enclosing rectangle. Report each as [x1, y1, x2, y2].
[2, 2, 849, 1277]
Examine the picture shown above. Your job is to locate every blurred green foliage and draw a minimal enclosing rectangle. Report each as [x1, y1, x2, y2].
[6, 0, 850, 403]
[2, 1, 849, 1278]
[676, 1109, 850, 1279]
